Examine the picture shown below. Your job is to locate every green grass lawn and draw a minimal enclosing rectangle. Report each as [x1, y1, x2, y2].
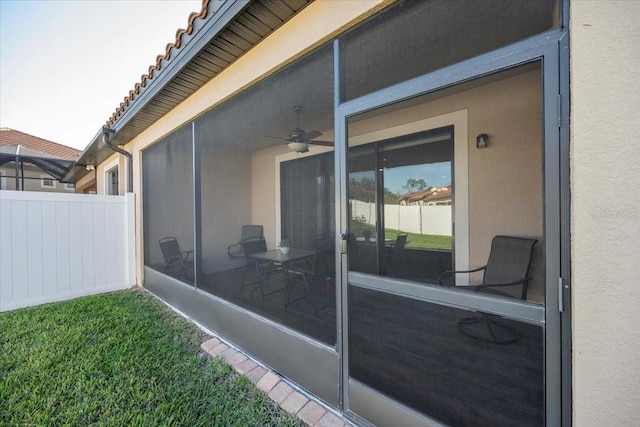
[351, 220, 452, 251]
[0, 290, 302, 427]
[384, 229, 452, 251]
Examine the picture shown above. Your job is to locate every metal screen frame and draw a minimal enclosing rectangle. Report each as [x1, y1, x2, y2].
[335, 27, 569, 425]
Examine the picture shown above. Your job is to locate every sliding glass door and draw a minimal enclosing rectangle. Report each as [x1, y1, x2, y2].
[348, 127, 454, 280]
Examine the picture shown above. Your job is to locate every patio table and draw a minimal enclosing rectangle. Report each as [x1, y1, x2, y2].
[247, 248, 316, 310]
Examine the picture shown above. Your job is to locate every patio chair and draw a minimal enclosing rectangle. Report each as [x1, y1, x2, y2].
[159, 237, 194, 280]
[285, 251, 322, 316]
[240, 237, 276, 298]
[227, 225, 264, 261]
[439, 235, 537, 344]
[386, 232, 408, 277]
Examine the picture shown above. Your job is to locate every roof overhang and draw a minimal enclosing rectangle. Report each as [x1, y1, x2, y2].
[68, 0, 311, 183]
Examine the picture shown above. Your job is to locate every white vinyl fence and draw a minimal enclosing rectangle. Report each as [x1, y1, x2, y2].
[350, 199, 452, 236]
[0, 191, 135, 312]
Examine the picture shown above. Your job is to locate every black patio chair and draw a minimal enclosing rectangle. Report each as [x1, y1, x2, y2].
[283, 233, 335, 316]
[386, 232, 408, 277]
[227, 225, 264, 261]
[240, 237, 279, 298]
[439, 235, 537, 344]
[285, 250, 322, 316]
[159, 237, 194, 280]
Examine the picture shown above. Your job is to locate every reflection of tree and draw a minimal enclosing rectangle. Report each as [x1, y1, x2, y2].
[350, 186, 375, 203]
[349, 176, 376, 203]
[402, 178, 428, 193]
[349, 176, 405, 203]
[351, 176, 375, 191]
[384, 187, 399, 203]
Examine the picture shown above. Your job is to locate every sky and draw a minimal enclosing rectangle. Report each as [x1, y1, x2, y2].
[352, 162, 451, 195]
[0, 0, 202, 151]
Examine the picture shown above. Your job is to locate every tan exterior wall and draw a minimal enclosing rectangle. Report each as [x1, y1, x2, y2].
[251, 146, 286, 247]
[74, 171, 97, 194]
[571, 1, 640, 425]
[96, 153, 126, 196]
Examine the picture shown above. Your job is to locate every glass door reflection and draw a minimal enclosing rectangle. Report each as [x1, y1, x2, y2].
[348, 127, 454, 282]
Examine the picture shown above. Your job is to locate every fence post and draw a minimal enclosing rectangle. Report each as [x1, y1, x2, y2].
[125, 193, 137, 287]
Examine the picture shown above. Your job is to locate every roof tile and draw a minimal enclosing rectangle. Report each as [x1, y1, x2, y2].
[105, 0, 211, 128]
[0, 128, 81, 160]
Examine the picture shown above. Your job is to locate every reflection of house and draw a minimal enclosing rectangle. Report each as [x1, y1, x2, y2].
[0, 128, 80, 192]
[399, 185, 452, 206]
[64, 1, 638, 426]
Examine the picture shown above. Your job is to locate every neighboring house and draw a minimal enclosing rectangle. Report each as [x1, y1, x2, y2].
[0, 128, 83, 193]
[399, 185, 452, 206]
[68, 1, 639, 426]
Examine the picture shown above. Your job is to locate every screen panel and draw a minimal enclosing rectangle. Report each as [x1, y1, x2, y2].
[340, 0, 559, 101]
[348, 285, 544, 426]
[142, 125, 194, 285]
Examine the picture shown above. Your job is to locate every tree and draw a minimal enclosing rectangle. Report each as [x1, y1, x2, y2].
[402, 178, 428, 193]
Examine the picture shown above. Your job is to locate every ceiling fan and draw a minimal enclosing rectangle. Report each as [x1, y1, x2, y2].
[265, 105, 333, 153]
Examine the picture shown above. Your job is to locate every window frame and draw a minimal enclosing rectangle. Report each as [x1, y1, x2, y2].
[40, 174, 55, 189]
[105, 166, 119, 195]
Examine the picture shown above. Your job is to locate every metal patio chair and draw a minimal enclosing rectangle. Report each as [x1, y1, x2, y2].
[227, 225, 264, 261]
[284, 234, 336, 316]
[285, 250, 321, 316]
[386, 232, 408, 277]
[239, 237, 279, 298]
[439, 235, 537, 344]
[159, 237, 194, 280]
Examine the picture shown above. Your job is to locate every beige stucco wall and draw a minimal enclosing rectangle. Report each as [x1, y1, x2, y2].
[251, 146, 286, 248]
[74, 170, 96, 194]
[571, 1, 640, 425]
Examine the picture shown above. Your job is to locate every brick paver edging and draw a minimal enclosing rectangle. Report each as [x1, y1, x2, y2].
[201, 337, 352, 427]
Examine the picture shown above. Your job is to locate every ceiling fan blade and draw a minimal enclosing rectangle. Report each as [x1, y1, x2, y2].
[308, 140, 334, 146]
[303, 130, 322, 140]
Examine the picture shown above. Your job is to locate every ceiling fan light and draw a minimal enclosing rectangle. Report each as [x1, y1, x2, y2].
[288, 142, 309, 153]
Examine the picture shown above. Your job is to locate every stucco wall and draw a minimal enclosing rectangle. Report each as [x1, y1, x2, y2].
[571, 1, 640, 425]
[251, 145, 288, 247]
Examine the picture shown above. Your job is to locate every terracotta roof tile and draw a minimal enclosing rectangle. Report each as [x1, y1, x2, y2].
[0, 128, 81, 160]
[105, 0, 211, 128]
[399, 185, 452, 203]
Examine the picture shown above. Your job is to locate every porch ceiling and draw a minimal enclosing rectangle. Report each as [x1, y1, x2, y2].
[70, 0, 311, 182]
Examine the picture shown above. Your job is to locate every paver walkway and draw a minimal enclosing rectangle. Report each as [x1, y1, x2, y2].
[201, 336, 353, 427]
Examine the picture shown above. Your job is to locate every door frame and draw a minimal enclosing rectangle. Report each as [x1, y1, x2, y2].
[333, 27, 569, 425]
